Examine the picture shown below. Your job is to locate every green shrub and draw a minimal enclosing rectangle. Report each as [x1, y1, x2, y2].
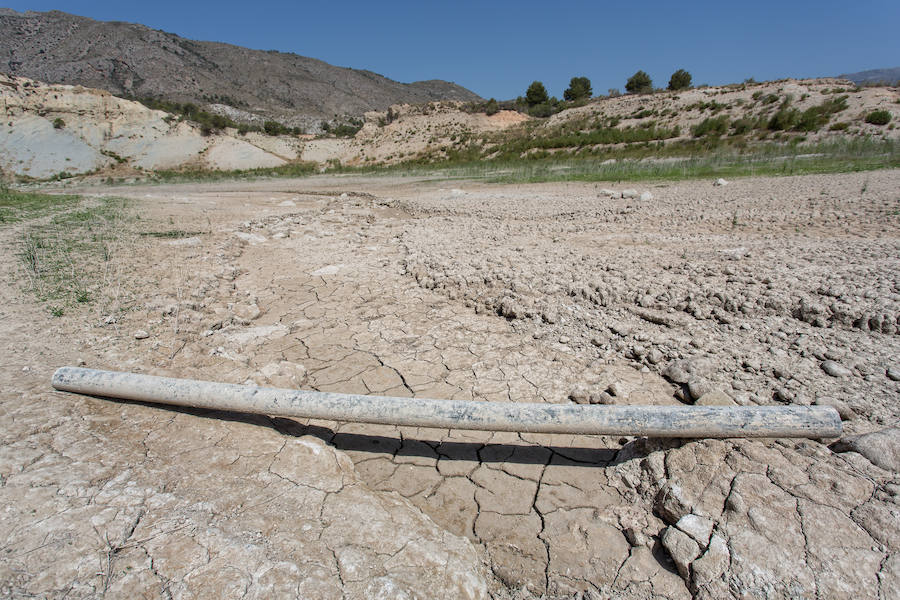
[795, 107, 828, 132]
[768, 108, 799, 131]
[326, 117, 363, 137]
[52, 117, 65, 129]
[829, 121, 849, 131]
[528, 102, 553, 118]
[625, 71, 653, 94]
[263, 120, 292, 136]
[693, 116, 729, 137]
[865, 110, 892, 125]
[668, 69, 692, 91]
[485, 98, 500, 116]
[731, 117, 754, 135]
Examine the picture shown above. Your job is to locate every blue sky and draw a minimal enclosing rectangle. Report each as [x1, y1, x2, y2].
[6, 1, 900, 99]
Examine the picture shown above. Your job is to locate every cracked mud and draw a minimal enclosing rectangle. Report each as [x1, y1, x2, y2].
[1, 171, 898, 599]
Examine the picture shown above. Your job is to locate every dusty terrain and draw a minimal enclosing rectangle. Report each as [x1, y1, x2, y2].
[1, 169, 899, 599]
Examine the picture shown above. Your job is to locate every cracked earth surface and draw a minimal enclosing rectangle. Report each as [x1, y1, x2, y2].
[1, 171, 899, 599]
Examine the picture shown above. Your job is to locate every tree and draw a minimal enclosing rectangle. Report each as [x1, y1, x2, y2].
[625, 70, 653, 94]
[525, 81, 549, 106]
[484, 98, 499, 115]
[563, 77, 592, 101]
[668, 69, 692, 91]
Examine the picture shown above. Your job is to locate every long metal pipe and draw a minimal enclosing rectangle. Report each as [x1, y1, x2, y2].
[51, 367, 842, 438]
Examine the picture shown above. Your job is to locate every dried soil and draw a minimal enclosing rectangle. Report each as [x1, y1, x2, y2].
[1, 170, 898, 599]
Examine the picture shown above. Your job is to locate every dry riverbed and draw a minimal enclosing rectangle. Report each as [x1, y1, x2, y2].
[1, 170, 898, 599]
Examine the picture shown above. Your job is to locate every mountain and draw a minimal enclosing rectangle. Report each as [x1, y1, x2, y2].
[838, 66, 900, 86]
[0, 9, 481, 128]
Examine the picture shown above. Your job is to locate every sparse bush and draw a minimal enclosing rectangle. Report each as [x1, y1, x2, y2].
[525, 81, 549, 106]
[829, 121, 849, 131]
[607, 88, 621, 98]
[768, 107, 799, 131]
[693, 115, 729, 137]
[326, 117, 363, 137]
[731, 117, 754, 135]
[563, 77, 592, 101]
[795, 108, 823, 132]
[865, 110, 892, 125]
[485, 98, 499, 116]
[52, 117, 65, 129]
[263, 120, 292, 136]
[668, 69, 692, 91]
[625, 70, 653, 94]
[528, 102, 553, 118]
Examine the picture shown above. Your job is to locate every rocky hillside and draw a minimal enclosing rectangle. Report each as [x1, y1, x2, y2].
[0, 8, 480, 128]
[0, 74, 306, 178]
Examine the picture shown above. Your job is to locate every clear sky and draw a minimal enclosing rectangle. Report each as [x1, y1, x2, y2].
[6, 1, 900, 100]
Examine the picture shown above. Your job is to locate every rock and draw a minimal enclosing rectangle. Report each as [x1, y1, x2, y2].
[647, 348, 664, 364]
[609, 321, 632, 337]
[569, 386, 591, 405]
[662, 364, 691, 384]
[589, 391, 616, 405]
[599, 189, 620, 198]
[687, 378, 713, 401]
[639, 191, 653, 201]
[695, 390, 736, 406]
[831, 428, 900, 472]
[134, 329, 150, 339]
[621, 189, 639, 199]
[814, 397, 856, 421]
[690, 534, 730, 589]
[607, 382, 627, 399]
[623, 527, 648, 547]
[661, 526, 700, 579]
[713, 178, 729, 186]
[887, 366, 900, 381]
[675, 514, 714, 547]
[821, 360, 852, 377]
[499, 297, 523, 319]
[656, 482, 692, 524]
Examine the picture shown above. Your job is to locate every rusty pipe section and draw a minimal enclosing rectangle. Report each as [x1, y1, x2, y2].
[51, 367, 842, 438]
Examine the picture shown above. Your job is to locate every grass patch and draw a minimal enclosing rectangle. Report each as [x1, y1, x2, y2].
[139, 230, 202, 238]
[152, 161, 318, 183]
[481, 138, 900, 183]
[344, 138, 899, 184]
[15, 194, 130, 312]
[0, 183, 80, 223]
